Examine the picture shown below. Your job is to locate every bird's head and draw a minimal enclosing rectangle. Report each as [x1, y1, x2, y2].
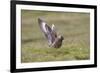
[58, 35, 64, 41]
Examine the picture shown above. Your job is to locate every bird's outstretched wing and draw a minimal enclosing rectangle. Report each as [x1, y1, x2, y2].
[38, 18, 57, 45]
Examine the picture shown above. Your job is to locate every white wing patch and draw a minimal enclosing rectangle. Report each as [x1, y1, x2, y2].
[42, 22, 47, 33]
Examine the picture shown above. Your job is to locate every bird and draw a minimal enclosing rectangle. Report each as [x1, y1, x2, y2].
[38, 17, 64, 48]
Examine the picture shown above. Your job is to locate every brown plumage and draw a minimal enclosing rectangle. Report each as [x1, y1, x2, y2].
[51, 36, 64, 48]
[38, 17, 64, 48]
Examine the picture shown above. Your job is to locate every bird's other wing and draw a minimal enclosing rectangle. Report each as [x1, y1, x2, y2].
[51, 24, 57, 38]
[38, 18, 56, 45]
[51, 24, 55, 31]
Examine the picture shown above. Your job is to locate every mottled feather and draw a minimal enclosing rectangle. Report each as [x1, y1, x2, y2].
[38, 17, 64, 48]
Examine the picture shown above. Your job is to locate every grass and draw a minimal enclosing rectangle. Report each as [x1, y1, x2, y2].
[21, 10, 90, 63]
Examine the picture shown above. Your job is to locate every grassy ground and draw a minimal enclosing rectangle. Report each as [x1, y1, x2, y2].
[21, 10, 90, 63]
